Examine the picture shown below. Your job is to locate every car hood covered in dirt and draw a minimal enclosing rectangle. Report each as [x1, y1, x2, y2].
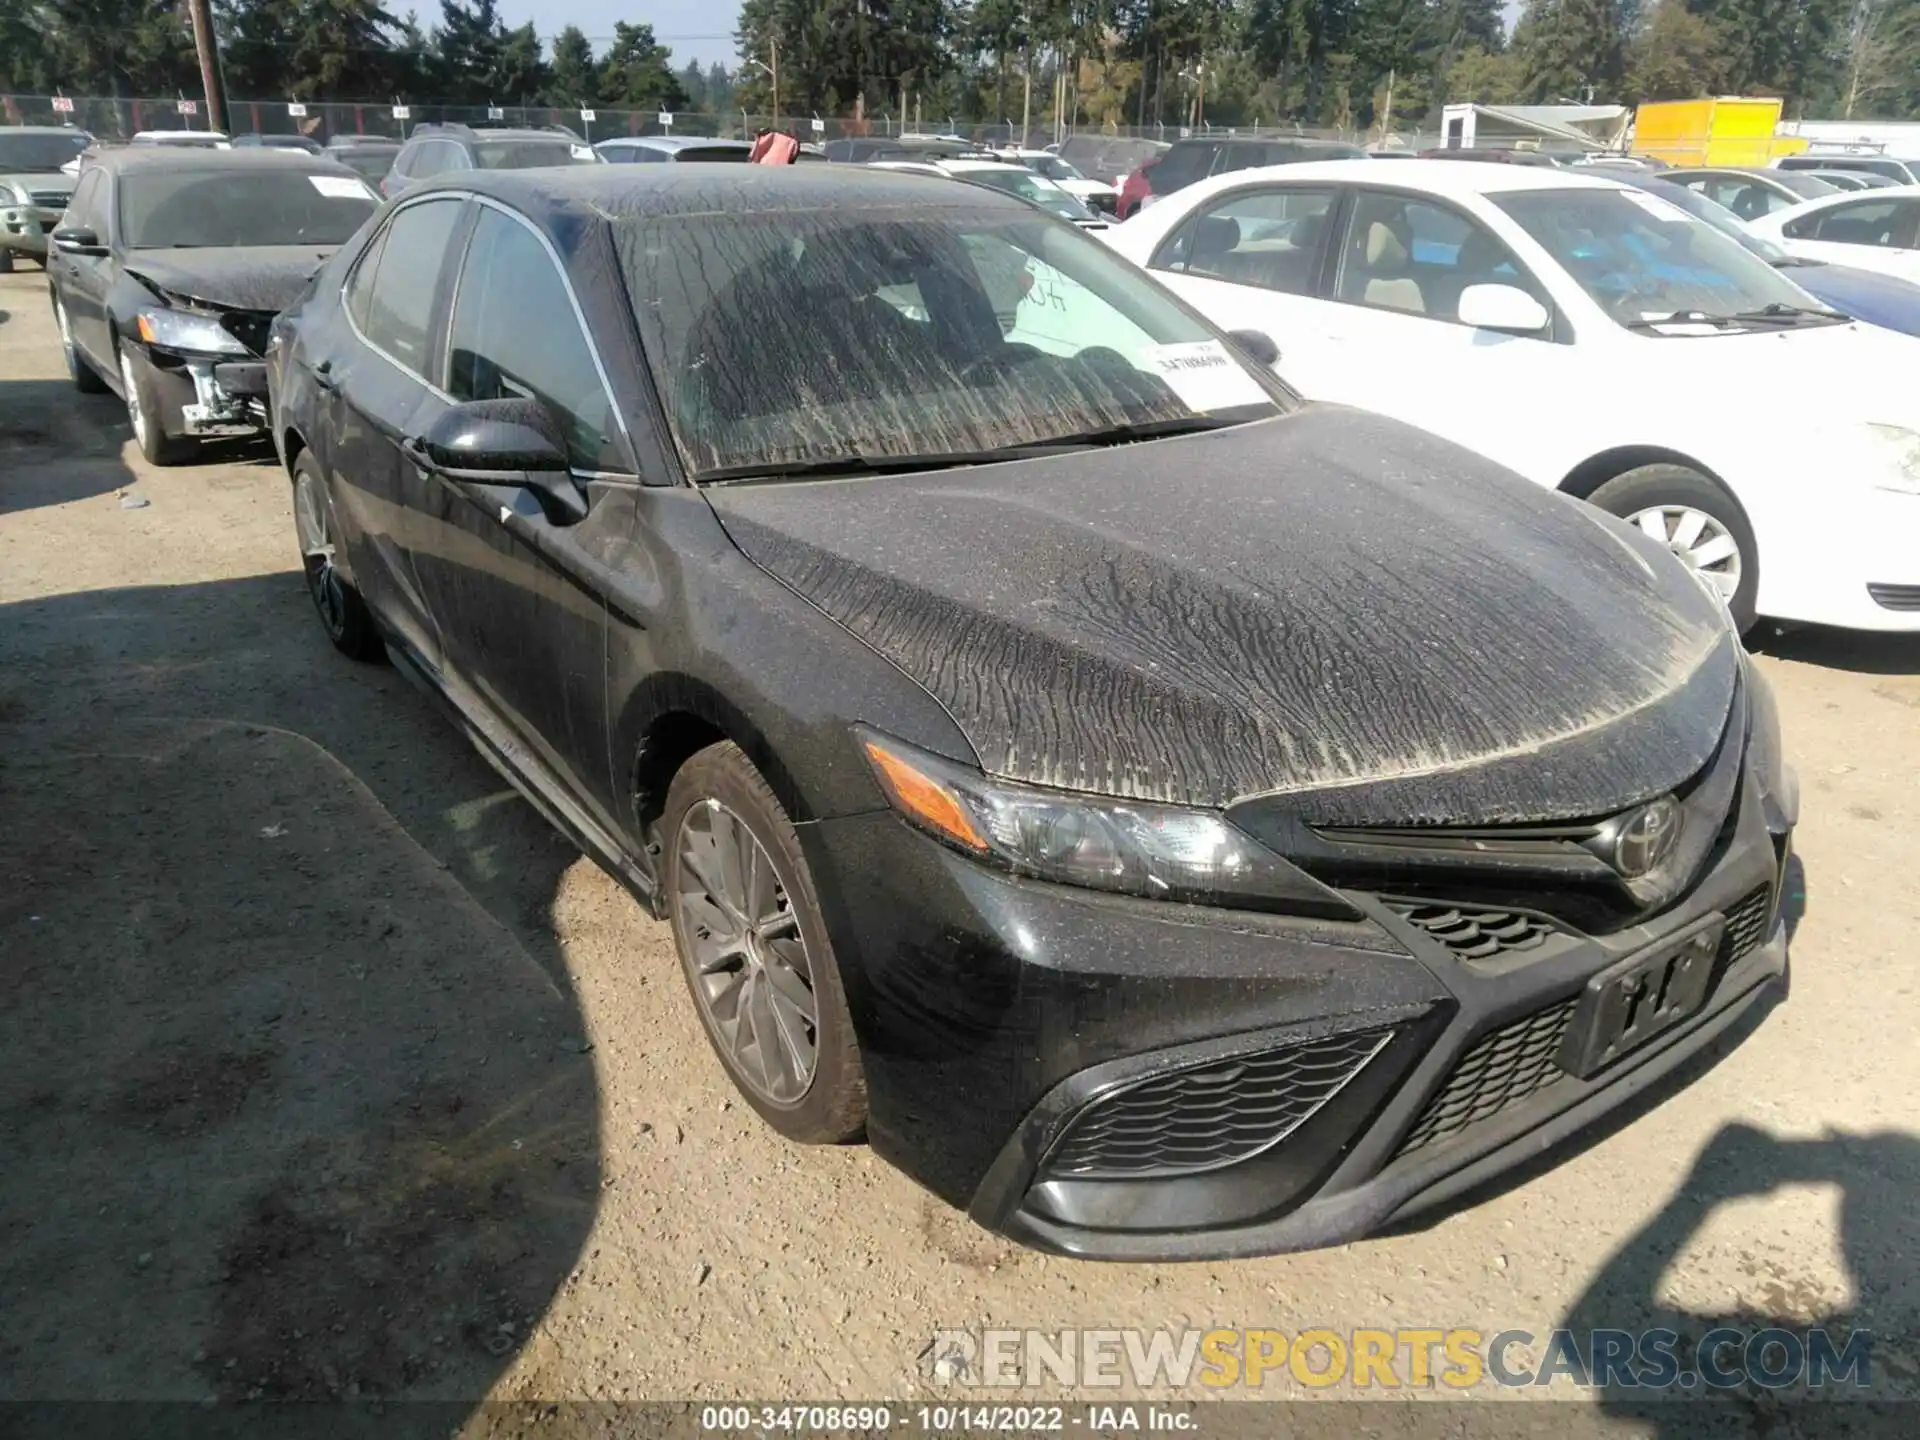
[123, 245, 337, 312]
[708, 406, 1742, 827]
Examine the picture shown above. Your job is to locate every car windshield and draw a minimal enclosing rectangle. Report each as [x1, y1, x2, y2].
[1493, 187, 1824, 326]
[614, 204, 1288, 478]
[473, 139, 600, 170]
[119, 168, 380, 248]
[1028, 155, 1086, 183]
[0, 132, 89, 172]
[1631, 179, 1792, 264]
[958, 169, 1094, 220]
[337, 150, 396, 180]
[671, 146, 751, 163]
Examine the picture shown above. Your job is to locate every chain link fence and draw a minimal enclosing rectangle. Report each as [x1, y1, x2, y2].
[4, 93, 1437, 153]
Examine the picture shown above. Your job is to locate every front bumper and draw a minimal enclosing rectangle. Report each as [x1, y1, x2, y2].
[1756, 479, 1920, 631]
[1, 205, 61, 255]
[803, 766, 1790, 1261]
[140, 348, 269, 439]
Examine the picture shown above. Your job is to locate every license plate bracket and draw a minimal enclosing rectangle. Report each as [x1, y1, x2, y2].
[1558, 913, 1726, 1079]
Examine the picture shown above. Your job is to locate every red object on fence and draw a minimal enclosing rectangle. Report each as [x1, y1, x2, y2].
[749, 131, 799, 165]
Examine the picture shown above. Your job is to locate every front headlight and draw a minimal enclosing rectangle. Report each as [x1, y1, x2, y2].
[1743, 659, 1797, 829]
[858, 729, 1354, 917]
[1864, 423, 1920, 495]
[135, 308, 248, 355]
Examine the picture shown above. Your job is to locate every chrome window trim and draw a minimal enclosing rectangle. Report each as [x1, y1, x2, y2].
[339, 192, 463, 401]
[447, 193, 637, 467]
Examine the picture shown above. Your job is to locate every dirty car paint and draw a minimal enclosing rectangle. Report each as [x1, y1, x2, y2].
[709, 405, 1738, 825]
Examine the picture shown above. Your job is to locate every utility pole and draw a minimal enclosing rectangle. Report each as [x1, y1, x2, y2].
[185, 0, 227, 134]
[1020, 2, 1032, 146]
[772, 40, 780, 131]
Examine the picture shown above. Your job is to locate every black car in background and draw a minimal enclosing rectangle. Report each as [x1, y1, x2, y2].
[381, 122, 602, 197]
[47, 147, 378, 463]
[267, 165, 1792, 1260]
[232, 133, 326, 154]
[1117, 135, 1366, 217]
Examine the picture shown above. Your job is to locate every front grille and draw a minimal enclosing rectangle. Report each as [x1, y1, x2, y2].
[1388, 902, 1557, 960]
[1718, 884, 1773, 965]
[1868, 583, 1920, 612]
[1042, 1028, 1394, 1180]
[218, 311, 273, 357]
[1395, 999, 1576, 1155]
[28, 190, 69, 208]
[1396, 883, 1776, 1159]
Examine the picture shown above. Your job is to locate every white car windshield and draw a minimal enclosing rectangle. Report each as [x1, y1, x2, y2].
[1493, 187, 1831, 326]
[960, 169, 1095, 222]
[616, 205, 1288, 478]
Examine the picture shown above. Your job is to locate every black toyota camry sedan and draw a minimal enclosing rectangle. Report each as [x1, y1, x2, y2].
[267, 166, 1797, 1260]
[48, 147, 378, 463]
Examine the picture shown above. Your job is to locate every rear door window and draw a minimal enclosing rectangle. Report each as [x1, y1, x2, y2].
[1152, 187, 1336, 296]
[358, 197, 466, 377]
[1785, 198, 1920, 247]
[1154, 142, 1218, 190]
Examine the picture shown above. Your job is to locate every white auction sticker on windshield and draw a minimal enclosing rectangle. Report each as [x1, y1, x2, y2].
[1620, 189, 1691, 223]
[311, 175, 375, 201]
[1138, 341, 1269, 412]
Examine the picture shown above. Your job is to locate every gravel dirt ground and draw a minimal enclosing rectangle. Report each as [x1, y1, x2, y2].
[3, 267, 1918, 1430]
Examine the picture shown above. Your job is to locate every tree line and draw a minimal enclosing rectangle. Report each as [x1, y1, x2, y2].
[3, 0, 1919, 133]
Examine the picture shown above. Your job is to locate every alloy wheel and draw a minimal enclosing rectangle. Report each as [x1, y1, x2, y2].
[293, 469, 348, 638]
[1627, 504, 1742, 602]
[675, 797, 820, 1105]
[118, 351, 148, 449]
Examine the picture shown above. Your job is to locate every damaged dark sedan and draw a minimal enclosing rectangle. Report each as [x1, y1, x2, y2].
[268, 166, 1797, 1260]
[47, 147, 378, 463]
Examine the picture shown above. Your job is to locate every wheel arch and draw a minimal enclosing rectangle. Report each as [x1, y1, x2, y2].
[619, 674, 815, 848]
[1557, 444, 1740, 510]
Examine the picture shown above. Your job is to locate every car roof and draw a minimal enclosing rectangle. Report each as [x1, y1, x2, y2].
[598, 135, 749, 151]
[1173, 156, 1636, 197]
[939, 159, 1034, 174]
[3, 125, 90, 137]
[409, 163, 1038, 221]
[90, 146, 357, 175]
[409, 127, 562, 145]
[1764, 181, 1920, 215]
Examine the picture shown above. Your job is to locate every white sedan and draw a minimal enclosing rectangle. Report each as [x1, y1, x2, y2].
[1104, 158, 1920, 632]
[1745, 185, 1920, 284]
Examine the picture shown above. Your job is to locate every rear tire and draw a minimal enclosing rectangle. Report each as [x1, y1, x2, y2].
[1588, 464, 1759, 635]
[663, 741, 866, 1144]
[292, 452, 384, 661]
[0, 248, 15, 274]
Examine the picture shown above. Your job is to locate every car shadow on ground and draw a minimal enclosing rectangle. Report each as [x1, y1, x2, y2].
[1380, 855, 1809, 1245]
[0, 377, 139, 515]
[0, 570, 601, 1405]
[1750, 623, 1920, 675]
[1560, 1121, 1920, 1423]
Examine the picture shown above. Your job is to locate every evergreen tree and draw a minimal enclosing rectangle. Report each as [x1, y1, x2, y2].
[547, 25, 597, 104]
[598, 21, 686, 110]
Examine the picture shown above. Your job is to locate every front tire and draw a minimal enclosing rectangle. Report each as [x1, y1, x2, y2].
[0, 247, 15, 274]
[292, 452, 384, 661]
[118, 343, 195, 466]
[663, 741, 866, 1143]
[55, 295, 107, 393]
[1588, 464, 1759, 635]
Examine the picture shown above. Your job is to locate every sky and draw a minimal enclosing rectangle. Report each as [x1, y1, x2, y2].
[490, 2, 1527, 80]
[493, 0, 744, 70]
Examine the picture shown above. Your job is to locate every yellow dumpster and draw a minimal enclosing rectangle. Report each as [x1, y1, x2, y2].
[1633, 98, 1785, 168]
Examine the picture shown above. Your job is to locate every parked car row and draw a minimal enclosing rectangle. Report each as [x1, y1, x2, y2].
[18, 134, 1854, 1262]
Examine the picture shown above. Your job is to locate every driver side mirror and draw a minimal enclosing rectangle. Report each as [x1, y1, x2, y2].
[1457, 283, 1550, 335]
[413, 399, 587, 524]
[1226, 329, 1280, 367]
[51, 224, 104, 255]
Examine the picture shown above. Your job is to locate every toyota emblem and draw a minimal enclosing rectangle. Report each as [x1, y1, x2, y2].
[1611, 796, 1683, 878]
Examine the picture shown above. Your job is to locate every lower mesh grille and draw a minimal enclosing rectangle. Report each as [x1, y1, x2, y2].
[1719, 884, 1773, 964]
[1395, 999, 1576, 1155]
[1397, 884, 1776, 1159]
[1042, 1028, 1395, 1180]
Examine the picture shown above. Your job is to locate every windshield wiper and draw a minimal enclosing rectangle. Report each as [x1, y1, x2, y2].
[697, 417, 1245, 485]
[1727, 301, 1850, 324]
[1622, 309, 1743, 330]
